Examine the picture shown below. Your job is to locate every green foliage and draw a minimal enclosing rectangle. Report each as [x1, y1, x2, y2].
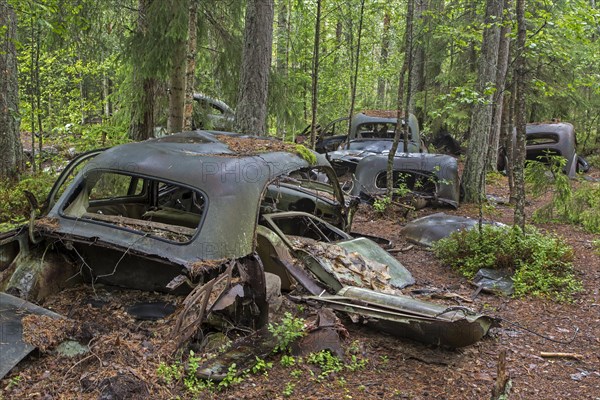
[526, 157, 600, 233]
[251, 356, 273, 376]
[372, 196, 391, 214]
[282, 382, 296, 397]
[280, 355, 296, 367]
[0, 173, 56, 230]
[268, 312, 306, 353]
[433, 225, 582, 301]
[307, 350, 344, 381]
[156, 361, 183, 385]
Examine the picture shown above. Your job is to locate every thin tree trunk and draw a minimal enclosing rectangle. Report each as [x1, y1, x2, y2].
[460, 0, 503, 203]
[234, 0, 275, 135]
[404, 0, 415, 151]
[183, 0, 198, 131]
[409, 0, 425, 117]
[346, 0, 365, 142]
[387, 0, 413, 195]
[377, 13, 390, 108]
[276, 0, 289, 137]
[513, 0, 527, 230]
[310, 0, 322, 149]
[0, 0, 23, 181]
[486, 0, 511, 171]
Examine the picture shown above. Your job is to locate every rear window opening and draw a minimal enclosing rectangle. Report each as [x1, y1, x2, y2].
[357, 122, 412, 140]
[62, 171, 205, 243]
[526, 133, 560, 145]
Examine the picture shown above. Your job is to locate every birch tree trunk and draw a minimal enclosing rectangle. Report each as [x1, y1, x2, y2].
[0, 0, 23, 181]
[234, 0, 274, 135]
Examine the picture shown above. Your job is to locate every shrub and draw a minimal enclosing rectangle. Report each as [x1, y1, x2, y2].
[525, 156, 600, 233]
[433, 225, 582, 301]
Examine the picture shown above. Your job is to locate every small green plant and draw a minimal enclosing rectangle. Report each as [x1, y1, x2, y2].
[6, 375, 21, 389]
[290, 368, 303, 378]
[593, 240, 600, 255]
[251, 356, 273, 376]
[157, 361, 183, 385]
[268, 312, 306, 353]
[282, 382, 296, 397]
[345, 354, 368, 372]
[280, 354, 296, 367]
[217, 363, 243, 389]
[433, 225, 582, 301]
[307, 350, 343, 381]
[373, 196, 391, 214]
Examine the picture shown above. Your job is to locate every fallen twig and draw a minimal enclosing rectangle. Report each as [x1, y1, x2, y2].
[540, 352, 583, 360]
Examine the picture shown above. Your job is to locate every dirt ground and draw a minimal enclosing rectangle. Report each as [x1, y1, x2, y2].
[1, 173, 599, 400]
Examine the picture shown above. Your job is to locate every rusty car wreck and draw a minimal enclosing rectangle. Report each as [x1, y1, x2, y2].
[0, 131, 493, 379]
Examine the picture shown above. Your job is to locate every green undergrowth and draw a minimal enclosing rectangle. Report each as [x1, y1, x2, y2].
[0, 173, 57, 231]
[526, 156, 600, 233]
[156, 313, 369, 397]
[433, 225, 582, 302]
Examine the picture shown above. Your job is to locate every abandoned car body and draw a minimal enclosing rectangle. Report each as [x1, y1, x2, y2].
[326, 111, 426, 176]
[350, 154, 460, 208]
[501, 121, 589, 177]
[0, 131, 492, 379]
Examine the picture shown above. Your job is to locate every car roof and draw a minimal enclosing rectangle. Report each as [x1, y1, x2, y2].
[48, 131, 331, 263]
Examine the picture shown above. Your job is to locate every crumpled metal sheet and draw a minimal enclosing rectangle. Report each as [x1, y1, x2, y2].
[291, 236, 414, 293]
[304, 286, 495, 348]
[401, 212, 506, 247]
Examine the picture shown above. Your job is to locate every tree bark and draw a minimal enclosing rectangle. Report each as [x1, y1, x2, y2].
[275, 0, 289, 137]
[234, 0, 275, 135]
[183, 0, 199, 131]
[129, 0, 157, 141]
[461, 0, 504, 203]
[513, 0, 527, 230]
[167, 9, 189, 134]
[310, 0, 322, 149]
[346, 0, 365, 148]
[376, 12, 391, 108]
[387, 0, 413, 195]
[486, 0, 511, 171]
[0, 0, 23, 181]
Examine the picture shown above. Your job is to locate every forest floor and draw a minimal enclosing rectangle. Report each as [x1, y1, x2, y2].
[1, 163, 599, 400]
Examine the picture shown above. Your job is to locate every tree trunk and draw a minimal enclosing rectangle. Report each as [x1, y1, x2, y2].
[460, 0, 504, 203]
[183, 0, 198, 131]
[409, 0, 426, 117]
[168, 25, 188, 133]
[513, 0, 527, 230]
[234, 0, 275, 135]
[275, 0, 289, 137]
[486, 0, 511, 171]
[387, 0, 413, 195]
[129, 0, 157, 141]
[347, 0, 365, 142]
[377, 12, 391, 108]
[0, 0, 23, 181]
[310, 0, 322, 149]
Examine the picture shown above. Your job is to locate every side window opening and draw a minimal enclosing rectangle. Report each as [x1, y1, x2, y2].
[62, 171, 205, 243]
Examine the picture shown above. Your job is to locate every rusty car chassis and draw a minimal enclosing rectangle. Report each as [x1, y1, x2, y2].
[0, 131, 493, 379]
